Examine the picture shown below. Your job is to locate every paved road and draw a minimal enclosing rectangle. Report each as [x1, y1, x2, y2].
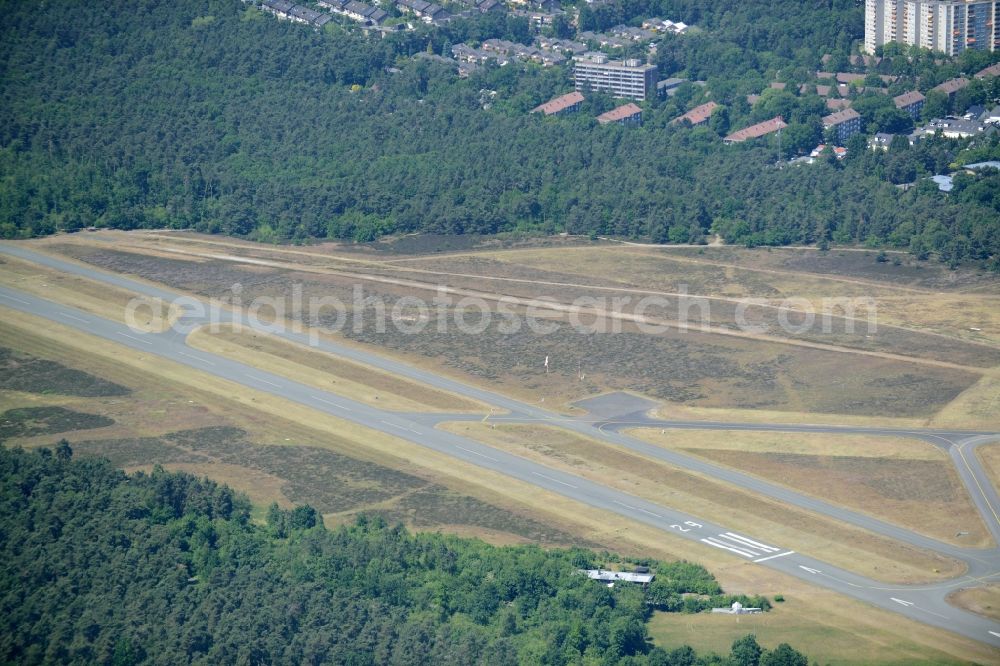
[2, 243, 1000, 649]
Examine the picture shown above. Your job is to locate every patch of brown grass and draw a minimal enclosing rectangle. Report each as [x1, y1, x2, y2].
[188, 323, 489, 413]
[946, 585, 1000, 623]
[627, 429, 990, 548]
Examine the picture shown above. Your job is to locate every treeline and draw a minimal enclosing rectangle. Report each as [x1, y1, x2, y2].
[0, 443, 810, 664]
[0, 0, 998, 267]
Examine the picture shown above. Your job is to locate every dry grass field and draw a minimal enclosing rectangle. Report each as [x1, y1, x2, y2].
[977, 442, 1000, 493]
[187, 323, 490, 413]
[30, 236, 989, 420]
[438, 422, 965, 582]
[947, 585, 1000, 623]
[627, 429, 991, 547]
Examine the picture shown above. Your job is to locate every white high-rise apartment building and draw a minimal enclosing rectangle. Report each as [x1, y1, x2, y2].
[865, 0, 1000, 55]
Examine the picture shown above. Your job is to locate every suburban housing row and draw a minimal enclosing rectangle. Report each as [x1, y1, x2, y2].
[530, 92, 644, 126]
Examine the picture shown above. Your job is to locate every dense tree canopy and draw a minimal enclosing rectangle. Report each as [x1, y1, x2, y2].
[0, 0, 998, 268]
[0, 443, 799, 664]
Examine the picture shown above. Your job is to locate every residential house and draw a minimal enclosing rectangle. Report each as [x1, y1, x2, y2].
[975, 62, 1000, 79]
[869, 132, 896, 150]
[724, 116, 787, 144]
[532, 91, 585, 116]
[597, 103, 643, 126]
[893, 90, 925, 119]
[932, 77, 970, 100]
[673, 101, 718, 126]
[823, 107, 862, 142]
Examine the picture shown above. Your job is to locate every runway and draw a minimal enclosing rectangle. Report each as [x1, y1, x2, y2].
[2, 243, 999, 648]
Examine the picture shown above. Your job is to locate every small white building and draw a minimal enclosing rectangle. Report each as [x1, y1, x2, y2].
[580, 569, 654, 586]
[711, 601, 762, 615]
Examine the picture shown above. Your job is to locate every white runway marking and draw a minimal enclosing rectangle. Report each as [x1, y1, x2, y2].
[454, 445, 499, 462]
[59, 312, 90, 324]
[799, 565, 822, 574]
[700, 537, 756, 558]
[246, 375, 281, 388]
[989, 630, 1000, 638]
[380, 420, 421, 435]
[116, 331, 152, 345]
[754, 550, 795, 563]
[0, 293, 30, 305]
[311, 395, 348, 410]
[531, 471, 578, 489]
[177, 350, 214, 366]
[723, 532, 780, 552]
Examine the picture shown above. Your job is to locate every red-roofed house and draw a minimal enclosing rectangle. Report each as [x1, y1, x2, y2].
[673, 101, 718, 127]
[531, 91, 585, 116]
[724, 116, 787, 144]
[596, 103, 643, 126]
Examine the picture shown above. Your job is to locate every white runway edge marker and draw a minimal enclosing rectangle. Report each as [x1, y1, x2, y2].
[246, 374, 281, 388]
[59, 312, 90, 324]
[611, 500, 663, 518]
[311, 395, 348, 410]
[380, 419, 420, 435]
[453, 445, 499, 463]
[531, 471, 578, 489]
[177, 350, 215, 366]
[116, 331, 152, 345]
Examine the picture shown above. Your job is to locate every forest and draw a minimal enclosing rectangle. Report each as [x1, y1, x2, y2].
[0, 0, 998, 267]
[0, 443, 808, 665]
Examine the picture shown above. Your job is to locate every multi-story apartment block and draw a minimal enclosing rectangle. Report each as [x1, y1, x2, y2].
[573, 53, 658, 101]
[865, 0, 1000, 55]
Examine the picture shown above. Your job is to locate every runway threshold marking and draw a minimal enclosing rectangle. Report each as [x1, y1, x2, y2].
[722, 532, 780, 552]
[700, 537, 757, 558]
[754, 550, 795, 563]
